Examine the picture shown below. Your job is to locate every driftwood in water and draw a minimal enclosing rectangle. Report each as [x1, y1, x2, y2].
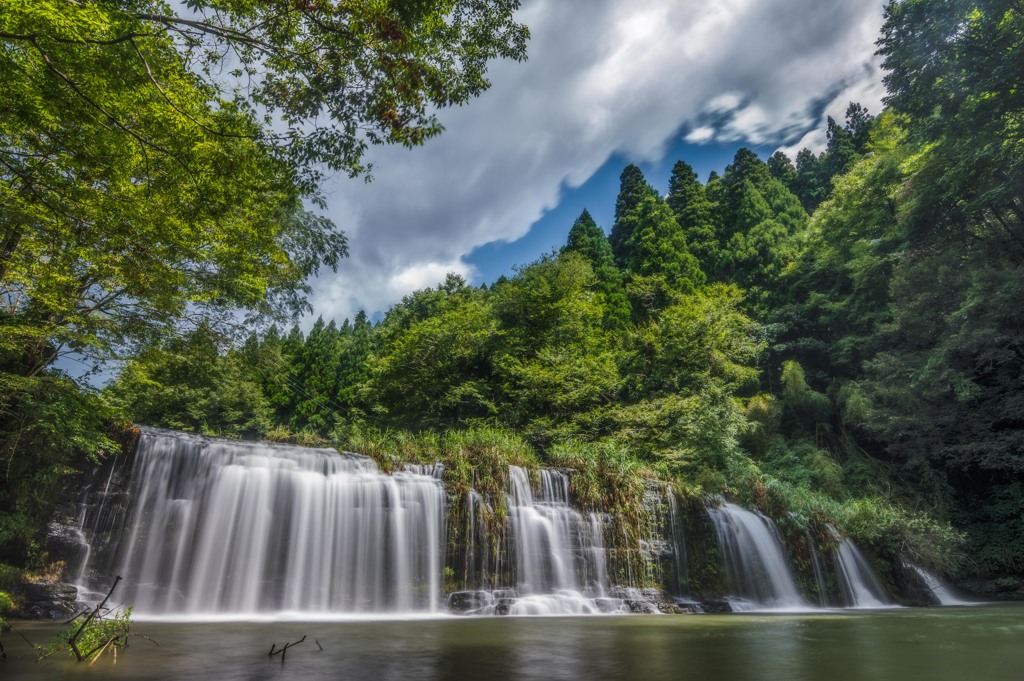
[269, 635, 306, 662]
[69, 575, 123, 662]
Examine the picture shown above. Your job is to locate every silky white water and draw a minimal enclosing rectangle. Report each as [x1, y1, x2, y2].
[505, 466, 613, 614]
[829, 527, 892, 608]
[707, 502, 807, 610]
[77, 428, 446, 617]
[907, 564, 975, 606]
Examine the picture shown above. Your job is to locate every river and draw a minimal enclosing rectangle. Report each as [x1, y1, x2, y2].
[3, 605, 1022, 680]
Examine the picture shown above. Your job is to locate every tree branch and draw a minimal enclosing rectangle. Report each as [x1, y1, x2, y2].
[27, 38, 174, 158]
[127, 38, 251, 140]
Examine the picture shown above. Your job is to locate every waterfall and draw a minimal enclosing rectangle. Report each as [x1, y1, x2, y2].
[906, 564, 974, 606]
[805, 528, 830, 607]
[77, 428, 447, 617]
[504, 466, 611, 614]
[830, 528, 892, 608]
[707, 502, 807, 611]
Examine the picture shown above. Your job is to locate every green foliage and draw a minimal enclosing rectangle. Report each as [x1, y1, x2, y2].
[0, 373, 119, 564]
[0, 589, 13, 617]
[609, 164, 656, 263]
[742, 394, 781, 456]
[956, 482, 1024, 584]
[491, 253, 620, 435]
[103, 323, 272, 438]
[0, 0, 529, 571]
[621, 285, 761, 399]
[371, 286, 498, 428]
[335, 424, 536, 503]
[1, 2, 353, 370]
[617, 194, 706, 298]
[562, 210, 630, 329]
[546, 440, 644, 513]
[841, 498, 964, 576]
[42, 606, 133, 663]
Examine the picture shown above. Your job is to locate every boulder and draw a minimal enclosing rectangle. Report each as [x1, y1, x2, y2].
[447, 590, 493, 613]
[698, 598, 733, 614]
[18, 582, 80, 620]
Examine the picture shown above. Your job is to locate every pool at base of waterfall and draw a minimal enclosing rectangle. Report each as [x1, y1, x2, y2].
[3, 604, 1022, 681]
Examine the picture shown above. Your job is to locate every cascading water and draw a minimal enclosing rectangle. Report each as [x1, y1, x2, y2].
[665, 487, 691, 598]
[905, 564, 974, 606]
[72, 428, 925, 619]
[829, 528, 892, 608]
[805, 528, 830, 607]
[504, 466, 612, 615]
[76, 428, 446, 618]
[707, 502, 807, 611]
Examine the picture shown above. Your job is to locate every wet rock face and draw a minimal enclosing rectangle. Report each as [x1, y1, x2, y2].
[448, 590, 494, 613]
[698, 598, 734, 614]
[18, 582, 80, 620]
[44, 521, 90, 581]
[494, 598, 515, 616]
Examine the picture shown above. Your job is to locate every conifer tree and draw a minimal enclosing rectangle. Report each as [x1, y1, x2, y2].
[563, 210, 630, 328]
[610, 164, 657, 265]
[667, 161, 719, 273]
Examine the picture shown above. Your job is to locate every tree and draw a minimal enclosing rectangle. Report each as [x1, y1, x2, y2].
[667, 160, 719, 272]
[1, 5, 347, 374]
[621, 195, 704, 290]
[844, 102, 874, 152]
[1, 0, 529, 373]
[103, 323, 273, 438]
[491, 253, 620, 433]
[1, 1, 529, 187]
[768, 151, 797, 187]
[609, 164, 657, 264]
[878, 0, 1024, 245]
[562, 209, 630, 328]
[704, 149, 807, 310]
[370, 293, 499, 429]
[822, 116, 858, 180]
[792, 148, 827, 212]
[0, 1, 529, 571]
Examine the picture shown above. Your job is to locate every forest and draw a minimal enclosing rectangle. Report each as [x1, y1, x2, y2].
[2, 0, 1023, 616]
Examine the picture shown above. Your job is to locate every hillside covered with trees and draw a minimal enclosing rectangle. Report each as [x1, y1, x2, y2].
[2, 0, 1023, 607]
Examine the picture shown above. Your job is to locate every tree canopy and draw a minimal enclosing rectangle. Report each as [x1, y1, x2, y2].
[0, 0, 528, 371]
[0, 0, 529, 568]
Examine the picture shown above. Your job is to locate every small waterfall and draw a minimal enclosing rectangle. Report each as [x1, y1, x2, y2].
[805, 528, 830, 607]
[906, 564, 974, 606]
[707, 502, 807, 610]
[830, 528, 891, 608]
[504, 466, 611, 614]
[77, 428, 447, 617]
[666, 487, 690, 597]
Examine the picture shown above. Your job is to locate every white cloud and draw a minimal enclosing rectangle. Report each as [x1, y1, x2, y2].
[706, 92, 745, 114]
[685, 126, 717, 144]
[776, 62, 889, 158]
[308, 0, 888, 324]
[389, 261, 477, 295]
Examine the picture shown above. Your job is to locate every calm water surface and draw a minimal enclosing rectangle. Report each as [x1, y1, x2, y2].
[4, 605, 1023, 681]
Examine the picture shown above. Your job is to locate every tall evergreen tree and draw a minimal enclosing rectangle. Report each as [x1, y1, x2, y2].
[616, 194, 705, 296]
[562, 210, 630, 328]
[610, 164, 657, 265]
[768, 151, 798, 186]
[667, 161, 719, 272]
[793, 148, 827, 212]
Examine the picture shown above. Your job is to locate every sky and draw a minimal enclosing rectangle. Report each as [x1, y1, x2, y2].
[306, 0, 889, 325]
